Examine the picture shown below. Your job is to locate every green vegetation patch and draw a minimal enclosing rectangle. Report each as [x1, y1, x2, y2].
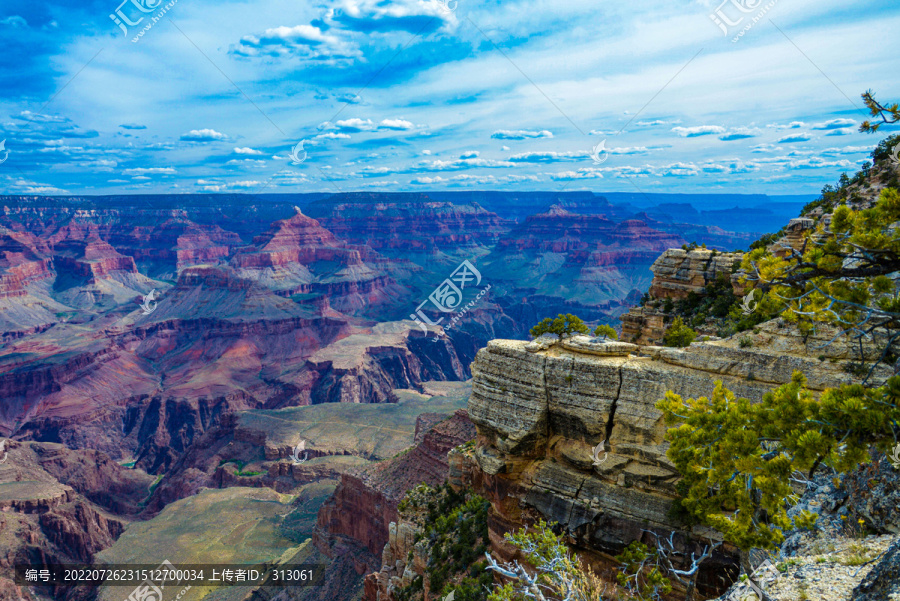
[239, 382, 469, 461]
[395, 483, 492, 601]
[95, 487, 305, 601]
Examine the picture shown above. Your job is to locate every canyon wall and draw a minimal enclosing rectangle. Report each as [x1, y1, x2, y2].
[459, 327, 879, 594]
[313, 411, 476, 601]
[315, 411, 476, 558]
[620, 248, 743, 344]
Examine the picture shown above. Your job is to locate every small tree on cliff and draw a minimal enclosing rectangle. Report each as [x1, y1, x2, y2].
[662, 317, 696, 348]
[614, 541, 672, 600]
[744, 186, 900, 378]
[740, 125, 900, 379]
[530, 314, 590, 340]
[485, 520, 610, 601]
[656, 372, 900, 588]
[593, 324, 618, 340]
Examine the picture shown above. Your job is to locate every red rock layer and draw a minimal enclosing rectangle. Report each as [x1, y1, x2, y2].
[109, 217, 241, 271]
[314, 410, 477, 558]
[305, 195, 510, 252]
[498, 206, 683, 255]
[0, 439, 153, 596]
[51, 233, 138, 281]
[0, 228, 53, 297]
[231, 211, 348, 269]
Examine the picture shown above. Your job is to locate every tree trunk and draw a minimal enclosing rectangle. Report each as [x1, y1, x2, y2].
[739, 549, 752, 579]
[684, 575, 696, 601]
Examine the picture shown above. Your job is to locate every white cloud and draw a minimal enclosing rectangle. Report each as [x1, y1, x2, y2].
[234, 147, 264, 155]
[549, 169, 604, 181]
[671, 125, 726, 137]
[719, 127, 761, 141]
[659, 162, 700, 176]
[181, 129, 228, 142]
[379, 118, 415, 130]
[335, 118, 376, 132]
[231, 24, 359, 59]
[0, 15, 27, 27]
[778, 133, 813, 143]
[767, 121, 806, 130]
[811, 118, 857, 130]
[490, 129, 553, 140]
[123, 167, 177, 175]
[225, 159, 267, 166]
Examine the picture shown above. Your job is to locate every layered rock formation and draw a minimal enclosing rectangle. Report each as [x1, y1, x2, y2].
[460, 330, 880, 595]
[315, 411, 476, 558]
[644, 248, 743, 300]
[482, 206, 685, 310]
[770, 216, 815, 258]
[0, 192, 774, 600]
[3, 261, 468, 471]
[0, 439, 153, 599]
[621, 248, 743, 344]
[106, 215, 241, 277]
[231, 207, 407, 316]
[304, 193, 510, 257]
[310, 411, 476, 601]
[142, 384, 471, 515]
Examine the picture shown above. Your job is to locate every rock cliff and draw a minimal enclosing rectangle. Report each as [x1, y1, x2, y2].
[310, 411, 476, 601]
[315, 411, 476, 559]
[621, 248, 743, 344]
[461, 329, 880, 595]
[0, 440, 153, 599]
[231, 208, 407, 316]
[482, 206, 686, 311]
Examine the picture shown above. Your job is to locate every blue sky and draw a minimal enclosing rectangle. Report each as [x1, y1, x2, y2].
[0, 0, 897, 196]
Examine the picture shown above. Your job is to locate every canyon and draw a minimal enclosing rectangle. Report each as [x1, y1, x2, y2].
[0, 191, 791, 600]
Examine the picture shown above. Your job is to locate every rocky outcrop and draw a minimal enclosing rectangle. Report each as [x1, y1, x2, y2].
[148, 218, 239, 273]
[621, 248, 743, 344]
[315, 411, 476, 560]
[713, 457, 900, 601]
[304, 193, 511, 255]
[0, 440, 152, 591]
[306, 324, 469, 405]
[0, 227, 53, 299]
[843, 454, 900, 535]
[311, 411, 476, 601]
[231, 208, 407, 315]
[646, 248, 743, 300]
[462, 330, 881, 595]
[363, 480, 483, 601]
[852, 539, 900, 601]
[770, 217, 815, 258]
[619, 308, 668, 346]
[38, 501, 126, 562]
[51, 234, 139, 281]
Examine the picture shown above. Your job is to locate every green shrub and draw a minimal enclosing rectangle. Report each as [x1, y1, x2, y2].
[529, 313, 590, 339]
[394, 484, 491, 601]
[593, 324, 618, 340]
[663, 317, 696, 348]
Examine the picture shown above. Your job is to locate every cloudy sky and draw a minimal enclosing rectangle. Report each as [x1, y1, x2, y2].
[0, 0, 897, 196]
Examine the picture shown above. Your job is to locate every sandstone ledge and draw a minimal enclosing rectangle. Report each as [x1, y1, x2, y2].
[464, 332, 872, 588]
